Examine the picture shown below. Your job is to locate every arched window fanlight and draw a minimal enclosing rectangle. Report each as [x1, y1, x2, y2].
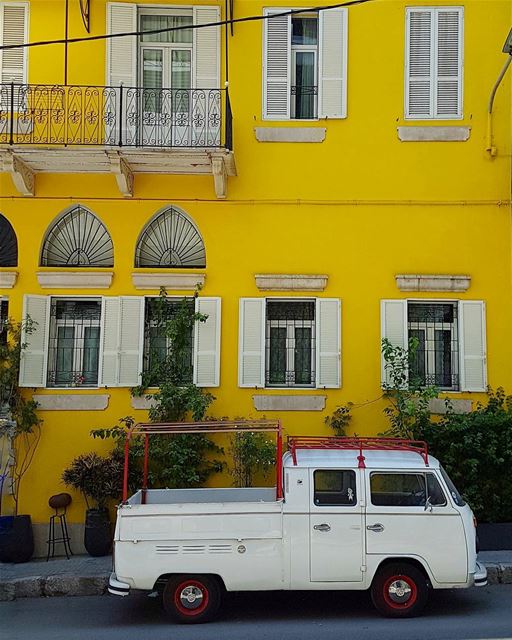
[41, 206, 114, 267]
[135, 207, 206, 268]
[0, 214, 18, 267]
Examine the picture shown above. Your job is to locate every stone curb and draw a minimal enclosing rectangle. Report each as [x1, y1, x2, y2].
[484, 563, 512, 586]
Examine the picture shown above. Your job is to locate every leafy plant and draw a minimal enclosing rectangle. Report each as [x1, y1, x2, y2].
[228, 430, 276, 488]
[381, 337, 438, 439]
[324, 403, 353, 437]
[62, 452, 123, 510]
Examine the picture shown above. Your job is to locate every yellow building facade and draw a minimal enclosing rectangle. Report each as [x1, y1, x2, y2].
[0, 0, 511, 553]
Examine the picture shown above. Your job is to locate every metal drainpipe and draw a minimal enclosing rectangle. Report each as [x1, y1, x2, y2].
[486, 55, 512, 157]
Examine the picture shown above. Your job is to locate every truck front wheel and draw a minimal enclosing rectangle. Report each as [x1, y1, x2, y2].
[162, 575, 221, 624]
[371, 563, 428, 618]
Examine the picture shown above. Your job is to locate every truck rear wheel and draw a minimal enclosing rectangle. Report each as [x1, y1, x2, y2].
[162, 575, 221, 624]
[371, 563, 428, 618]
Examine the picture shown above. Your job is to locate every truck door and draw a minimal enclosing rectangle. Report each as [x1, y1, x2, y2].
[309, 468, 364, 582]
[365, 471, 468, 583]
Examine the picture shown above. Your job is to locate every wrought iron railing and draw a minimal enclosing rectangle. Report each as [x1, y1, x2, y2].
[0, 83, 232, 149]
[291, 85, 318, 119]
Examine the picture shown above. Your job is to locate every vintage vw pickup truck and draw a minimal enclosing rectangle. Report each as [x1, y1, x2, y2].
[108, 421, 487, 623]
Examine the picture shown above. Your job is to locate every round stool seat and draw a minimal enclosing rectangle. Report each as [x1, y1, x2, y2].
[48, 493, 72, 509]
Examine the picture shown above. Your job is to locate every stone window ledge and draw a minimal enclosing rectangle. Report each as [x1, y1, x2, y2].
[429, 398, 471, 415]
[37, 271, 113, 289]
[397, 126, 471, 142]
[255, 127, 326, 143]
[255, 274, 328, 292]
[132, 273, 206, 291]
[131, 395, 157, 410]
[253, 395, 326, 411]
[33, 394, 109, 411]
[396, 274, 471, 292]
[0, 271, 18, 288]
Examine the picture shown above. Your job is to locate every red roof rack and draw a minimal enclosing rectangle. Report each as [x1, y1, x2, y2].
[287, 436, 429, 468]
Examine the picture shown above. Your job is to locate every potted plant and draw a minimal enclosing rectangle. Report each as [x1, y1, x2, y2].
[62, 451, 123, 556]
[0, 317, 41, 563]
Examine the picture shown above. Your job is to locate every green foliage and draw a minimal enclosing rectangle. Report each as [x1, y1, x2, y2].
[381, 337, 438, 439]
[228, 430, 276, 488]
[324, 403, 353, 437]
[421, 388, 512, 522]
[62, 451, 123, 510]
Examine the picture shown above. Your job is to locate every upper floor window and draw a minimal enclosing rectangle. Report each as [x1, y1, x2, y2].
[263, 7, 347, 120]
[41, 206, 114, 268]
[0, 3, 28, 85]
[405, 7, 464, 120]
[0, 213, 18, 267]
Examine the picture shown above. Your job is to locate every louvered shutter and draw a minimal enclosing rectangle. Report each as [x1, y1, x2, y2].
[316, 298, 341, 388]
[106, 3, 137, 144]
[381, 300, 408, 387]
[100, 296, 120, 386]
[194, 297, 221, 388]
[459, 301, 486, 392]
[318, 8, 347, 119]
[19, 295, 50, 388]
[238, 298, 265, 388]
[435, 8, 463, 118]
[0, 3, 28, 84]
[263, 8, 291, 120]
[406, 9, 433, 118]
[118, 297, 144, 387]
[193, 6, 220, 145]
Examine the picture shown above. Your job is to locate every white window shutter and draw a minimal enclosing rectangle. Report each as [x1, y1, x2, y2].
[239, 298, 265, 388]
[19, 295, 50, 388]
[106, 3, 137, 87]
[263, 8, 291, 120]
[435, 8, 463, 118]
[316, 298, 341, 389]
[318, 8, 347, 119]
[194, 297, 221, 388]
[381, 300, 408, 387]
[0, 2, 28, 84]
[459, 301, 487, 392]
[193, 6, 220, 89]
[100, 296, 120, 387]
[405, 9, 433, 119]
[118, 296, 144, 387]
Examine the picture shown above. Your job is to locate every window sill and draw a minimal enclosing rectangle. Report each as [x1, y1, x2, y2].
[32, 393, 109, 411]
[396, 274, 471, 292]
[255, 274, 328, 291]
[429, 398, 471, 415]
[37, 271, 113, 289]
[131, 272, 206, 291]
[397, 126, 471, 142]
[0, 271, 18, 288]
[252, 394, 326, 411]
[254, 127, 326, 143]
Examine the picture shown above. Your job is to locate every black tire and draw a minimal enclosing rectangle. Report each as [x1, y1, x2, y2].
[162, 575, 221, 624]
[371, 563, 429, 618]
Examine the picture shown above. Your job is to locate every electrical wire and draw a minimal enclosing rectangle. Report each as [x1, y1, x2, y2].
[0, 0, 375, 51]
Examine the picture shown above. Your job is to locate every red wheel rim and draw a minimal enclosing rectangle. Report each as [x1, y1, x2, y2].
[173, 579, 210, 617]
[382, 574, 418, 610]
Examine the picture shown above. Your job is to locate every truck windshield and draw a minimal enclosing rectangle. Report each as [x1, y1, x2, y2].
[440, 466, 466, 507]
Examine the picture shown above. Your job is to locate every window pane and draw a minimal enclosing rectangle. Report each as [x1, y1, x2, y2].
[143, 49, 163, 113]
[140, 15, 192, 44]
[314, 470, 356, 506]
[0, 300, 7, 346]
[427, 474, 447, 506]
[83, 326, 100, 385]
[269, 327, 287, 384]
[371, 473, 427, 507]
[171, 50, 191, 114]
[408, 328, 426, 385]
[440, 466, 466, 506]
[294, 51, 316, 119]
[55, 326, 75, 386]
[294, 327, 311, 384]
[292, 17, 318, 45]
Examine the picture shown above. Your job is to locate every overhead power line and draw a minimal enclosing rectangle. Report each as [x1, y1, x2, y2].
[0, 0, 374, 51]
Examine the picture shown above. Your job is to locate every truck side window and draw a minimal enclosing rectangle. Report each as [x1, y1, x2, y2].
[313, 470, 357, 506]
[427, 474, 447, 506]
[370, 473, 447, 507]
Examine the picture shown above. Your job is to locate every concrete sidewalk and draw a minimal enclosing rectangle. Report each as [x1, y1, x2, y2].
[1, 551, 511, 602]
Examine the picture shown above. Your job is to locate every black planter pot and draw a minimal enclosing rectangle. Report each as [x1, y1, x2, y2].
[84, 509, 112, 557]
[477, 523, 512, 551]
[0, 514, 34, 563]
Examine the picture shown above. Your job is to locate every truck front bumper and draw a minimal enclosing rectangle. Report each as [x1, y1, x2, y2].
[473, 561, 488, 587]
[108, 572, 131, 597]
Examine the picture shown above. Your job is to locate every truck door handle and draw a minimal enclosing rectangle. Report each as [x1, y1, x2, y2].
[313, 523, 331, 532]
[366, 523, 385, 532]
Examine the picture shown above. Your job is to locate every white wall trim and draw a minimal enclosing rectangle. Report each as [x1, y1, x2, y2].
[132, 273, 206, 290]
[0, 271, 18, 288]
[255, 274, 328, 291]
[33, 394, 110, 410]
[396, 274, 471, 292]
[131, 395, 157, 410]
[37, 272, 113, 289]
[252, 394, 326, 411]
[254, 127, 326, 143]
[398, 126, 470, 142]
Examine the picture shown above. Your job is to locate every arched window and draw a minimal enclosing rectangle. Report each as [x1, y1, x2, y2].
[135, 207, 206, 268]
[41, 206, 114, 267]
[0, 214, 18, 267]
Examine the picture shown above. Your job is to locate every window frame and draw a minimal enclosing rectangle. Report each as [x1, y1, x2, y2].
[369, 471, 448, 509]
[313, 469, 358, 507]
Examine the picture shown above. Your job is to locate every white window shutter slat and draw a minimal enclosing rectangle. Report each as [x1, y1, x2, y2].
[460, 301, 487, 392]
[263, 8, 291, 120]
[406, 9, 433, 118]
[435, 8, 463, 118]
[118, 296, 144, 387]
[318, 8, 347, 119]
[0, 3, 28, 84]
[193, 6, 220, 89]
[106, 3, 137, 87]
[381, 300, 408, 387]
[316, 298, 341, 389]
[100, 296, 120, 387]
[238, 298, 265, 388]
[194, 297, 221, 388]
[19, 295, 50, 388]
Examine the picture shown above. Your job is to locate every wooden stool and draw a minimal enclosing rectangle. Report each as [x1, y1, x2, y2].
[46, 493, 73, 561]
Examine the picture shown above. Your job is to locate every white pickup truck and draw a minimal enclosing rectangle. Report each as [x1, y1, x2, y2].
[108, 423, 487, 623]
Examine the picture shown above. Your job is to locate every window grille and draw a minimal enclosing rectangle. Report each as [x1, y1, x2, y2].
[41, 206, 114, 267]
[135, 208, 206, 268]
[407, 302, 459, 390]
[0, 214, 18, 267]
[47, 299, 101, 387]
[143, 297, 194, 385]
[0, 300, 7, 346]
[265, 300, 316, 387]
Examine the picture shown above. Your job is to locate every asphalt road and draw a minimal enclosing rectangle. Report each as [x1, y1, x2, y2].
[2, 585, 512, 640]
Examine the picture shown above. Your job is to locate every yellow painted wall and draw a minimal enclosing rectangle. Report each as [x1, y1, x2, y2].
[0, 0, 511, 525]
